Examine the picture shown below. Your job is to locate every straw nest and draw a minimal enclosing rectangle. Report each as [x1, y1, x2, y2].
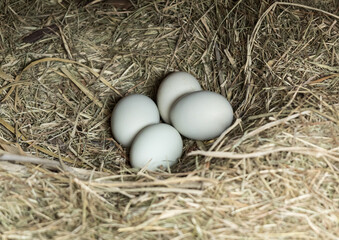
[0, 0, 338, 239]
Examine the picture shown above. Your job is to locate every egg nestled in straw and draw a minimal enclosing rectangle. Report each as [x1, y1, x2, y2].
[130, 123, 183, 171]
[111, 94, 160, 147]
[157, 72, 202, 123]
[170, 91, 233, 140]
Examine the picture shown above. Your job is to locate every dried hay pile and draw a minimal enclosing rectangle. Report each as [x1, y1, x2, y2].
[0, 0, 338, 239]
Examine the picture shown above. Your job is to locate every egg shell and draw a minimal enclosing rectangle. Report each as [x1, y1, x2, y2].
[111, 94, 160, 147]
[130, 123, 183, 171]
[157, 71, 202, 123]
[170, 91, 233, 140]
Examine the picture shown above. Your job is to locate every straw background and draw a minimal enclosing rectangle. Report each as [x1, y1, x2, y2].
[0, 0, 338, 239]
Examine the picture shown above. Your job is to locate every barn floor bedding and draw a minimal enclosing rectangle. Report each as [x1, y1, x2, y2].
[0, 0, 338, 239]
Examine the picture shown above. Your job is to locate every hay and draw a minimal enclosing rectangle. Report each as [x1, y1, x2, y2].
[0, 0, 338, 239]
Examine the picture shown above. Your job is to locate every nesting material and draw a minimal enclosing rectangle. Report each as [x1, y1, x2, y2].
[0, 1, 338, 239]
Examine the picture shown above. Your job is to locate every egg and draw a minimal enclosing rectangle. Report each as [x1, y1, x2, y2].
[157, 71, 202, 123]
[170, 91, 233, 140]
[130, 123, 183, 171]
[111, 94, 160, 147]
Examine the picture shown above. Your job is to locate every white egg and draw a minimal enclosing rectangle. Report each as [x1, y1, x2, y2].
[157, 71, 202, 123]
[170, 91, 233, 140]
[130, 123, 183, 171]
[111, 94, 160, 147]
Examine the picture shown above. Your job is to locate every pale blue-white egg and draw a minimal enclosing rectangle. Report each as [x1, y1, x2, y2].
[111, 94, 160, 147]
[170, 91, 233, 140]
[157, 72, 202, 123]
[130, 123, 183, 171]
